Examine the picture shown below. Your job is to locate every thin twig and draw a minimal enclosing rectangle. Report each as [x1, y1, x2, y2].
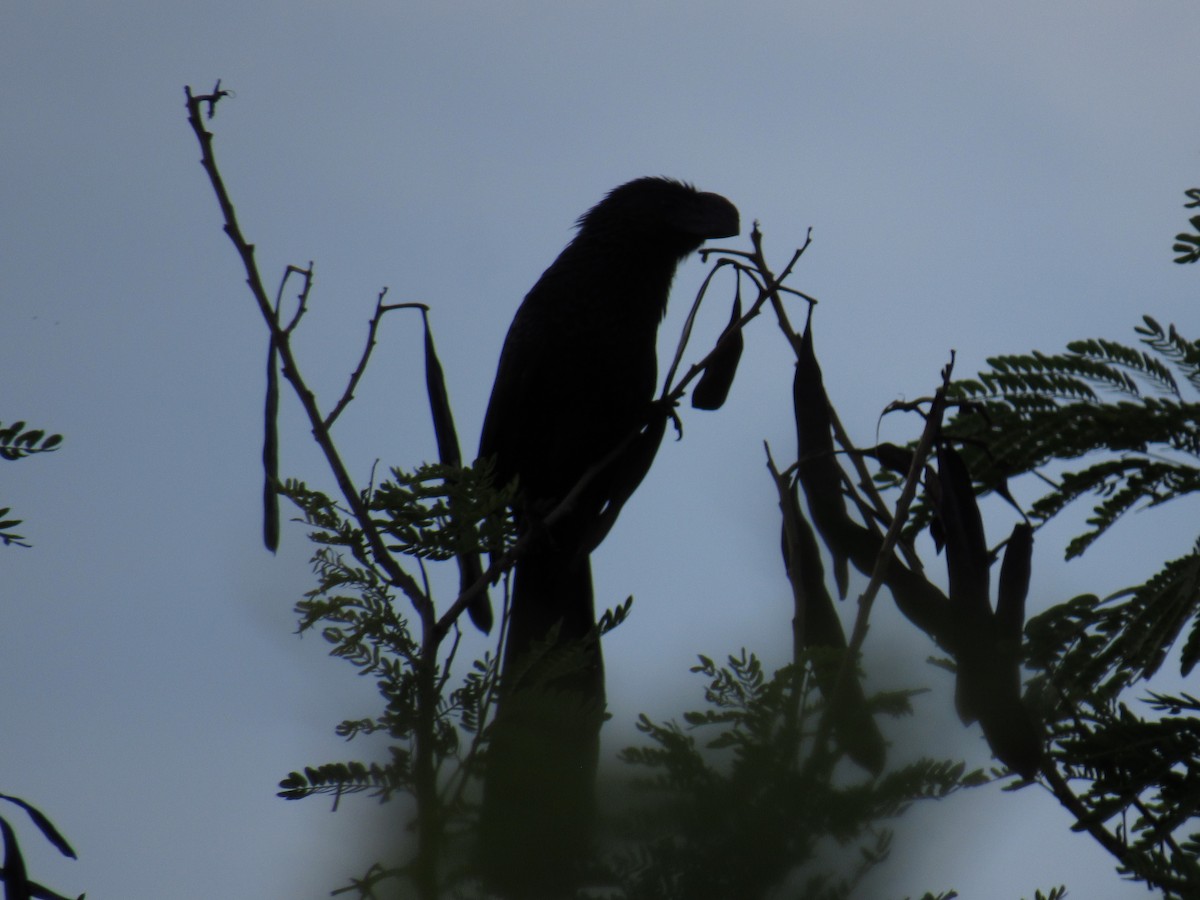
[278, 264, 313, 333]
[324, 289, 411, 429]
[829, 405, 925, 573]
[844, 355, 953, 661]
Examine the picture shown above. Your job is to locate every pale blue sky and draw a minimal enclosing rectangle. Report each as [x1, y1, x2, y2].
[3, 3, 1198, 897]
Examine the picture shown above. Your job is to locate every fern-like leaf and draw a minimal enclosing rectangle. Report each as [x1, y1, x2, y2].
[0, 422, 63, 461]
[1136, 316, 1200, 393]
[927, 324, 1200, 559]
[277, 751, 410, 804]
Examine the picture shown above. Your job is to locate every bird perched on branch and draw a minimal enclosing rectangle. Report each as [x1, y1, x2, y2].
[476, 177, 739, 897]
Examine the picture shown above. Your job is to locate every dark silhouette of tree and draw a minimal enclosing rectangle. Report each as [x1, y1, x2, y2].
[185, 84, 1200, 900]
[476, 178, 738, 897]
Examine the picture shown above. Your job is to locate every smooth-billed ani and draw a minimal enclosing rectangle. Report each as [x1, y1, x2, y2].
[476, 177, 738, 896]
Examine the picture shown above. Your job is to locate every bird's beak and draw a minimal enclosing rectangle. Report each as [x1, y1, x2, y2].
[693, 192, 740, 239]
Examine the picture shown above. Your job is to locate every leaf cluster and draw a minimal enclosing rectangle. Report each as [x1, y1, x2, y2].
[607, 650, 984, 900]
[1172, 187, 1200, 264]
[1038, 691, 1200, 895]
[884, 311, 1200, 896]
[935, 319, 1200, 556]
[854, 196, 1200, 897]
[369, 461, 513, 564]
[893, 294, 1200, 895]
[908, 315, 1200, 699]
[1020, 576, 1200, 897]
[0, 420, 63, 547]
[274, 462, 511, 891]
[278, 750, 410, 805]
[0, 421, 62, 462]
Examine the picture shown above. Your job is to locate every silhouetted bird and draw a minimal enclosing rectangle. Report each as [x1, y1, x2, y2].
[477, 177, 739, 897]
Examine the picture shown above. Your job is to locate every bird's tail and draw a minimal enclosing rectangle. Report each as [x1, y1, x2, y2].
[479, 552, 605, 897]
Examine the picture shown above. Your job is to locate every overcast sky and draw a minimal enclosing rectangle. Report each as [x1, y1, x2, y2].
[3, 3, 1199, 898]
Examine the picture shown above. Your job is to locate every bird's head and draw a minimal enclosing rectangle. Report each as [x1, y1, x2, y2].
[576, 177, 739, 257]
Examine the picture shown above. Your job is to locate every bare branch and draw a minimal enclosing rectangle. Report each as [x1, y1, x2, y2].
[278, 264, 313, 334]
[845, 355, 954, 659]
[184, 86, 433, 623]
[325, 287, 388, 429]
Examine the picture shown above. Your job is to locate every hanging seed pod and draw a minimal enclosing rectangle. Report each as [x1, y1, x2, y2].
[691, 294, 743, 410]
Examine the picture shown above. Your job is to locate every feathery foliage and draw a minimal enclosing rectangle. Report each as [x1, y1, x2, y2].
[0, 421, 62, 462]
[275, 464, 510, 815]
[1172, 188, 1200, 264]
[0, 419, 62, 547]
[608, 650, 982, 900]
[943, 319, 1200, 559]
[922, 312, 1200, 695]
[867, 187, 1200, 898]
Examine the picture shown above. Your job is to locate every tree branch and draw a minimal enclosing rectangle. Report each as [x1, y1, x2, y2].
[184, 85, 432, 623]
